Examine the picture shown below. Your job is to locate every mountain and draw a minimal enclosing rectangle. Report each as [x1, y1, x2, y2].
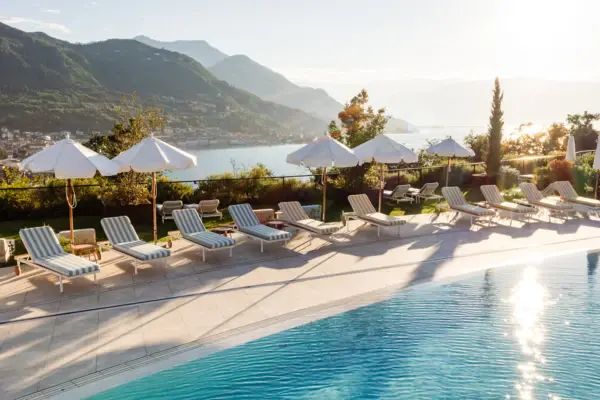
[135, 36, 415, 132]
[0, 23, 326, 136]
[133, 35, 227, 67]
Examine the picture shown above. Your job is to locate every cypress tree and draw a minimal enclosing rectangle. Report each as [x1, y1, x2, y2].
[486, 77, 504, 176]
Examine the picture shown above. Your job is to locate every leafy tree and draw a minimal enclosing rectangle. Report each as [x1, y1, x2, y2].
[544, 123, 569, 154]
[567, 111, 600, 151]
[486, 77, 503, 176]
[464, 131, 488, 162]
[0, 147, 7, 159]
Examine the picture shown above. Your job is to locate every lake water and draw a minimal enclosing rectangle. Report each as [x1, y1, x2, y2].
[168, 127, 481, 180]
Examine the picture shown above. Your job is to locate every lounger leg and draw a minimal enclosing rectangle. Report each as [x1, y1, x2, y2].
[59, 276, 63, 293]
[229, 247, 232, 257]
[134, 260, 138, 275]
[261, 240, 264, 253]
[377, 225, 380, 237]
[94, 273, 97, 285]
[202, 248, 206, 262]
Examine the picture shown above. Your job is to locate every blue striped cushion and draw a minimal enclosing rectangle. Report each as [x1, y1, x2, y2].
[240, 225, 292, 241]
[114, 241, 171, 261]
[173, 209, 206, 235]
[183, 231, 235, 249]
[228, 204, 260, 228]
[361, 213, 406, 226]
[36, 254, 100, 277]
[101, 216, 139, 245]
[20, 227, 64, 259]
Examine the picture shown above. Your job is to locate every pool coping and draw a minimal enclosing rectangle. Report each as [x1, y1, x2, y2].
[18, 240, 600, 400]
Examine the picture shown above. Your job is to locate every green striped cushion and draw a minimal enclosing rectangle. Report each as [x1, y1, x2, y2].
[228, 204, 260, 228]
[173, 209, 206, 235]
[441, 187, 467, 206]
[113, 241, 171, 261]
[101, 216, 139, 245]
[36, 254, 99, 277]
[292, 219, 341, 235]
[348, 194, 377, 216]
[555, 181, 578, 200]
[240, 225, 292, 241]
[361, 213, 406, 226]
[20, 226, 63, 259]
[183, 231, 235, 249]
[480, 185, 504, 205]
[278, 201, 309, 222]
[420, 182, 439, 196]
[519, 183, 543, 203]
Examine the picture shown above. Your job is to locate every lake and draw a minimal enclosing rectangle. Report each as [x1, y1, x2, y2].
[168, 127, 482, 180]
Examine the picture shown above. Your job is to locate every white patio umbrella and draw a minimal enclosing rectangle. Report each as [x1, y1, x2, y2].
[566, 135, 576, 162]
[426, 137, 475, 187]
[593, 139, 600, 198]
[19, 134, 119, 248]
[286, 135, 359, 221]
[353, 134, 418, 211]
[112, 135, 197, 243]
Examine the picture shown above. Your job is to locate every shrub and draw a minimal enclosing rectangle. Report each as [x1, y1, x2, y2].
[533, 159, 573, 189]
[497, 165, 520, 190]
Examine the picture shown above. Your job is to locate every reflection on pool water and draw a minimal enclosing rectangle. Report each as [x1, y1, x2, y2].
[91, 252, 600, 399]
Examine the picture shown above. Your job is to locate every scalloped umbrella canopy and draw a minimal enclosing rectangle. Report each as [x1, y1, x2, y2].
[353, 134, 418, 211]
[287, 136, 359, 221]
[112, 135, 197, 243]
[566, 135, 576, 162]
[19, 137, 119, 178]
[426, 137, 475, 187]
[19, 136, 119, 248]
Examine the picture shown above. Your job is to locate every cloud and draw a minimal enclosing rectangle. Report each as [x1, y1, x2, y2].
[42, 9, 61, 14]
[0, 16, 71, 34]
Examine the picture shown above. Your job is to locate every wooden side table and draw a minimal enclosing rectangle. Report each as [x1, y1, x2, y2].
[266, 220, 287, 230]
[211, 225, 236, 237]
[71, 243, 101, 262]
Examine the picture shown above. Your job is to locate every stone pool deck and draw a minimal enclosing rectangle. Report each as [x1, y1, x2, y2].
[2, 212, 600, 399]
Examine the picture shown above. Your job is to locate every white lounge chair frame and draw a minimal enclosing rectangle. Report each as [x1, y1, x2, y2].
[480, 185, 536, 224]
[172, 209, 235, 261]
[347, 194, 405, 237]
[441, 187, 495, 226]
[519, 183, 573, 222]
[228, 204, 291, 252]
[382, 185, 414, 204]
[278, 201, 341, 238]
[408, 183, 442, 203]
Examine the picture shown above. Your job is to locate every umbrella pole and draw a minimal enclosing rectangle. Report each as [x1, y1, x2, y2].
[322, 167, 327, 222]
[152, 172, 157, 243]
[67, 179, 75, 254]
[446, 158, 451, 187]
[378, 165, 384, 212]
[596, 172, 599, 199]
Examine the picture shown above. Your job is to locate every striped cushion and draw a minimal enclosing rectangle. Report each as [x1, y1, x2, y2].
[384, 185, 410, 199]
[419, 182, 439, 196]
[173, 209, 206, 235]
[555, 181, 579, 200]
[441, 187, 467, 206]
[519, 183, 543, 203]
[451, 204, 496, 216]
[491, 202, 536, 213]
[228, 204, 260, 228]
[348, 194, 377, 216]
[569, 196, 600, 208]
[480, 185, 504, 205]
[292, 219, 341, 235]
[537, 198, 573, 210]
[20, 226, 63, 259]
[113, 240, 171, 261]
[240, 225, 292, 241]
[199, 199, 220, 214]
[36, 254, 99, 277]
[101, 216, 139, 245]
[361, 213, 406, 226]
[183, 231, 235, 249]
[278, 201, 309, 222]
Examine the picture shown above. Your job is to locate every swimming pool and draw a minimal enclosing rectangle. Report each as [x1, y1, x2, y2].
[90, 252, 600, 399]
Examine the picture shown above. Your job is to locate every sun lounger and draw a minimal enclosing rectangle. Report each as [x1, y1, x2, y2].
[408, 182, 442, 203]
[347, 194, 406, 237]
[382, 184, 414, 204]
[519, 183, 573, 221]
[228, 204, 292, 252]
[198, 199, 223, 220]
[172, 209, 235, 261]
[19, 226, 99, 292]
[101, 216, 171, 274]
[480, 185, 536, 222]
[157, 200, 183, 223]
[441, 187, 495, 226]
[278, 201, 341, 236]
[553, 181, 600, 215]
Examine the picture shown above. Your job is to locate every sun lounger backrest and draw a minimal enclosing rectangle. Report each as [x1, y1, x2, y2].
[389, 185, 410, 198]
[101, 216, 139, 245]
[420, 182, 439, 196]
[480, 185, 504, 205]
[228, 204, 260, 227]
[441, 187, 467, 206]
[172, 209, 206, 235]
[348, 194, 377, 215]
[555, 181, 578, 200]
[519, 183, 543, 203]
[161, 201, 183, 215]
[20, 227, 64, 260]
[278, 201, 309, 222]
[199, 199, 220, 214]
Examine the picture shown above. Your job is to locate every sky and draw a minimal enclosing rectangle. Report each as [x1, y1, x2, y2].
[1, 0, 599, 85]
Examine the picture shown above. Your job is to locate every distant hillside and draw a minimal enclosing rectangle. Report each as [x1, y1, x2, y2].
[0, 23, 327, 136]
[134, 35, 227, 67]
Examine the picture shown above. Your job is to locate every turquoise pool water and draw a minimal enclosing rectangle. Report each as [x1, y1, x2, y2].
[91, 252, 600, 399]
